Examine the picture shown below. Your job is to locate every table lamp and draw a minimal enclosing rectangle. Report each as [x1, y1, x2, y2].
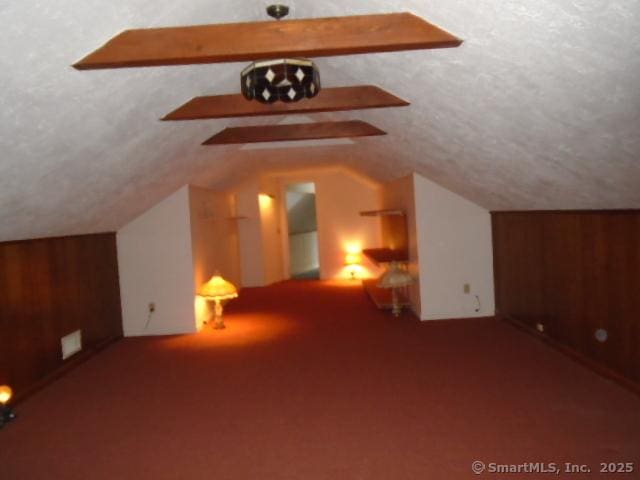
[344, 252, 363, 280]
[0, 385, 16, 428]
[198, 273, 238, 329]
[378, 262, 412, 317]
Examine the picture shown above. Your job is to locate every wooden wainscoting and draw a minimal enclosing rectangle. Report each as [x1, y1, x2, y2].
[492, 211, 640, 389]
[0, 233, 123, 401]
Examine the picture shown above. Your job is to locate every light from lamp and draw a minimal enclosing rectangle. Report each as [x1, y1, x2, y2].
[0, 385, 12, 405]
[344, 252, 362, 266]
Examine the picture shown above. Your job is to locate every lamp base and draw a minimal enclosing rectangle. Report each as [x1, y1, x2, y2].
[391, 288, 402, 317]
[213, 319, 226, 330]
[213, 300, 226, 329]
[0, 405, 16, 429]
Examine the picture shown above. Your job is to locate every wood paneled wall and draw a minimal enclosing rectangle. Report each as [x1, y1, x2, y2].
[492, 211, 640, 386]
[0, 233, 123, 399]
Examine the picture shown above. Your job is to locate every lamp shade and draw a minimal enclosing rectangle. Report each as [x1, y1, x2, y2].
[0, 385, 12, 405]
[378, 262, 412, 289]
[241, 58, 321, 103]
[344, 252, 362, 266]
[198, 274, 238, 301]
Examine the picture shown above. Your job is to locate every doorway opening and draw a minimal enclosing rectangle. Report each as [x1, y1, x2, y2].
[285, 182, 320, 280]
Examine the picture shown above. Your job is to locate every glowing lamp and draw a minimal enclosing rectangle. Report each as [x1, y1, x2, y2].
[344, 252, 363, 280]
[198, 274, 238, 330]
[378, 262, 412, 317]
[258, 193, 275, 209]
[0, 385, 11, 405]
[0, 385, 16, 428]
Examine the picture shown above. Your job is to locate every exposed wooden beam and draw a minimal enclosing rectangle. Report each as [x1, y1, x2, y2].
[73, 13, 462, 70]
[162, 86, 409, 121]
[202, 120, 385, 145]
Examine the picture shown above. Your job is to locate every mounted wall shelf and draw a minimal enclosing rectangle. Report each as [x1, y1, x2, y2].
[362, 248, 408, 265]
[360, 209, 405, 217]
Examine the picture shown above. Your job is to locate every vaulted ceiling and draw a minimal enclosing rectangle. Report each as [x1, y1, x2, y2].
[2, 1, 639, 241]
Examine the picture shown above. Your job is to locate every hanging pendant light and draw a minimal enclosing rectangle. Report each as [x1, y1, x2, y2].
[240, 5, 321, 103]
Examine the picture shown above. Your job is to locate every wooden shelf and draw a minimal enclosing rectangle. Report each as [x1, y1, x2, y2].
[362, 248, 408, 265]
[360, 209, 405, 217]
[362, 279, 411, 310]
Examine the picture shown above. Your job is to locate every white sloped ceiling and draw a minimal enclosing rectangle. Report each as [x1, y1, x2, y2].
[1, 0, 639, 241]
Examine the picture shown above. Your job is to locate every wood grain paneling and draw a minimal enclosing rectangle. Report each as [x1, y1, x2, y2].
[381, 215, 408, 255]
[162, 86, 409, 121]
[73, 13, 462, 70]
[492, 211, 640, 387]
[203, 120, 385, 145]
[0, 233, 123, 400]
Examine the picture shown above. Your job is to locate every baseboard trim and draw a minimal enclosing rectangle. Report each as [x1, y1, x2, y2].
[13, 334, 123, 405]
[500, 315, 640, 397]
[420, 315, 495, 322]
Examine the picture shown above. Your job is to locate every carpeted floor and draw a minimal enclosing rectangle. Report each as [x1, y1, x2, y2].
[1, 281, 639, 479]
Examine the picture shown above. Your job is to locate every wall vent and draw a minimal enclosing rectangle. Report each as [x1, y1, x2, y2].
[61, 330, 82, 360]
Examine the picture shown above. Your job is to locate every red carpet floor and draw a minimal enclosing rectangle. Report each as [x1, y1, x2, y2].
[1, 281, 639, 479]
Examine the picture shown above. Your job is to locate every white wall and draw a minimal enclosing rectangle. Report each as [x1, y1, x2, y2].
[117, 186, 197, 336]
[413, 173, 495, 320]
[234, 178, 266, 287]
[259, 176, 285, 285]
[189, 186, 241, 327]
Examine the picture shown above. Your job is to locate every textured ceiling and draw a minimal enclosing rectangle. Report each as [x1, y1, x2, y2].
[1, 0, 640, 241]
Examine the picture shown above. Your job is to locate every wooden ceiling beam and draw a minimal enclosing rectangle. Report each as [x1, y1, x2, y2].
[162, 86, 409, 121]
[73, 13, 462, 70]
[202, 120, 385, 145]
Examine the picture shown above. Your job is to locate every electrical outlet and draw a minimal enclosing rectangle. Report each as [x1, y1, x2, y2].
[463, 283, 470, 294]
[148, 302, 156, 313]
[595, 328, 608, 343]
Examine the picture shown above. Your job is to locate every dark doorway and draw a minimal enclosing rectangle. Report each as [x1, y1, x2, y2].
[285, 182, 320, 279]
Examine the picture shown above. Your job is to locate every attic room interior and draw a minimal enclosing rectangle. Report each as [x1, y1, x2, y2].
[0, 1, 639, 478]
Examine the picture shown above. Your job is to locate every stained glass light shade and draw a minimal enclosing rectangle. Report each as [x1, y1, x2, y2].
[241, 58, 321, 103]
[198, 275, 238, 301]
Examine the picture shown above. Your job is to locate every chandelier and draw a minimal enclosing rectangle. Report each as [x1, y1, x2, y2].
[241, 58, 321, 103]
[240, 5, 321, 104]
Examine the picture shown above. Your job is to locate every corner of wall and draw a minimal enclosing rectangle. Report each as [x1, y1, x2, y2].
[117, 185, 197, 336]
[379, 173, 421, 317]
[188, 185, 243, 328]
[412, 173, 495, 321]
